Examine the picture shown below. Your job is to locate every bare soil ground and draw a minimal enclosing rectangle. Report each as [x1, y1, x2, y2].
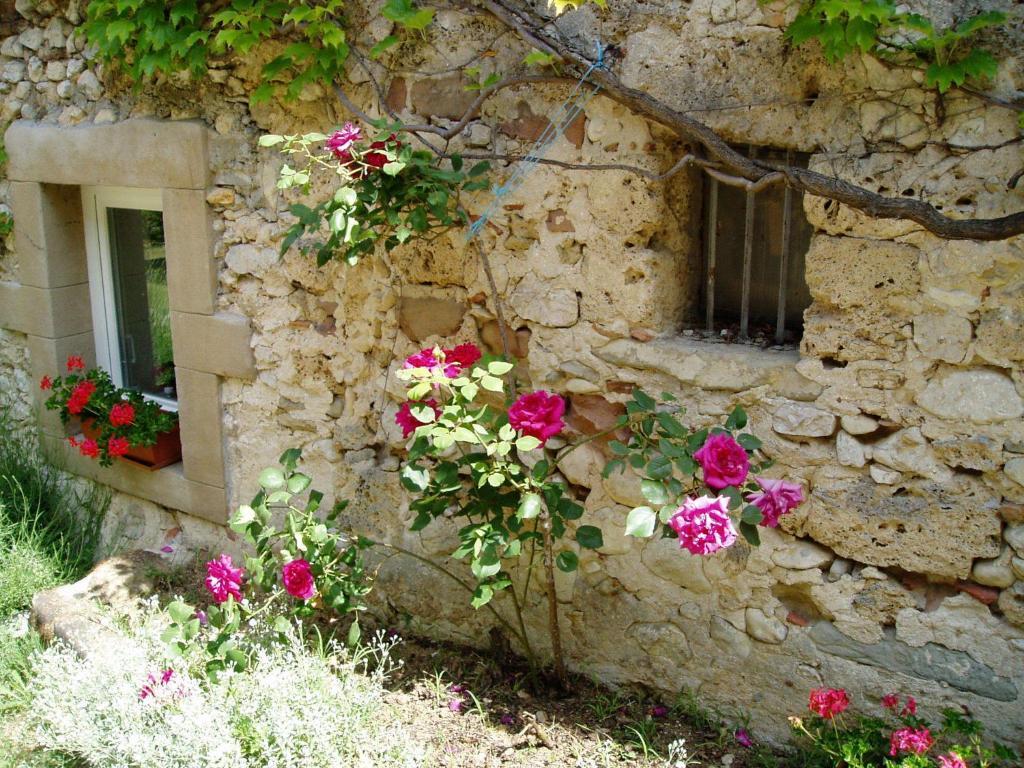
[377, 635, 783, 768]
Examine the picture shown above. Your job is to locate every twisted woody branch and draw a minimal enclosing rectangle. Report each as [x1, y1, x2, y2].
[377, 0, 1024, 242]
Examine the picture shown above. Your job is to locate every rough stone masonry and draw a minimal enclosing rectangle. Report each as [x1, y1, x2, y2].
[0, 0, 1022, 746]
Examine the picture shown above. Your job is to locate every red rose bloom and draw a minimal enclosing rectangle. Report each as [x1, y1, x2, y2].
[693, 433, 750, 490]
[108, 436, 130, 457]
[281, 559, 316, 600]
[508, 391, 565, 445]
[66, 355, 85, 372]
[79, 438, 100, 458]
[808, 688, 849, 719]
[364, 134, 400, 169]
[443, 343, 482, 375]
[109, 402, 136, 427]
[40, 375, 52, 390]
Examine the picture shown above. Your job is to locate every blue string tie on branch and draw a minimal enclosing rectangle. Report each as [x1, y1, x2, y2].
[467, 42, 608, 240]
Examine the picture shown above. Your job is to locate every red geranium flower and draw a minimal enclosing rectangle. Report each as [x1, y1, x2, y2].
[40, 375, 52, 390]
[109, 402, 136, 427]
[108, 436, 130, 457]
[66, 355, 85, 372]
[66, 380, 96, 415]
[79, 438, 99, 458]
[808, 688, 849, 719]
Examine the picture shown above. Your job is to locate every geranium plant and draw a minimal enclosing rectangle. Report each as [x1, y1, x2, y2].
[394, 345, 805, 678]
[263, 121, 489, 265]
[41, 355, 177, 467]
[790, 686, 1018, 767]
[163, 449, 370, 678]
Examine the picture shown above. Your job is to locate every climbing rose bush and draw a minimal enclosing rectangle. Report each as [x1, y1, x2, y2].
[789, 686, 1018, 768]
[164, 450, 369, 677]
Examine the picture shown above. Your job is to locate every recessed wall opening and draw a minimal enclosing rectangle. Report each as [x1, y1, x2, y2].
[697, 147, 814, 345]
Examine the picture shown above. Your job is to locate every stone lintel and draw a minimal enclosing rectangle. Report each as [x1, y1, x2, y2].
[5, 119, 211, 190]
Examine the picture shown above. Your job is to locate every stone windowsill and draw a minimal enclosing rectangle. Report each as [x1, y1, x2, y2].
[594, 335, 801, 393]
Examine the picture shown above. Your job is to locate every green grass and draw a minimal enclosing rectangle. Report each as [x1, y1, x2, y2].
[0, 406, 109, 767]
[0, 409, 108, 607]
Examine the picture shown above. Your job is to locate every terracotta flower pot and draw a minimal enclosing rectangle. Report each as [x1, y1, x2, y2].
[80, 417, 182, 471]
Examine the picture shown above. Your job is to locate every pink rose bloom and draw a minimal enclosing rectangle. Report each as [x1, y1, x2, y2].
[204, 554, 244, 604]
[508, 390, 565, 445]
[668, 495, 738, 556]
[890, 727, 933, 756]
[282, 559, 316, 600]
[938, 753, 968, 768]
[326, 122, 361, 159]
[403, 344, 482, 378]
[808, 688, 849, 719]
[404, 347, 442, 371]
[693, 433, 750, 490]
[395, 399, 441, 438]
[745, 477, 804, 527]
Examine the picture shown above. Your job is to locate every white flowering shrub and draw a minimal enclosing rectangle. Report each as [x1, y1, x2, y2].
[26, 608, 422, 768]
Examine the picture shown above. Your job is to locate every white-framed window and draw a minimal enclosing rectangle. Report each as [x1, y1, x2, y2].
[82, 186, 177, 411]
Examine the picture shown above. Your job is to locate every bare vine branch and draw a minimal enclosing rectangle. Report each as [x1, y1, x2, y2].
[469, 0, 1024, 241]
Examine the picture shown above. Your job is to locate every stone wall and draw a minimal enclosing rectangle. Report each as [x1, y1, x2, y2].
[1, 0, 1023, 746]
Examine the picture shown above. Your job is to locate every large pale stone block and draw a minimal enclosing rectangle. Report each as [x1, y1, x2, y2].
[163, 188, 217, 315]
[5, 119, 210, 189]
[595, 337, 798, 393]
[916, 369, 1023, 424]
[805, 236, 920, 309]
[41, 435, 228, 523]
[9, 182, 88, 289]
[0, 280, 92, 338]
[510, 273, 579, 328]
[398, 295, 466, 341]
[793, 476, 1001, 579]
[175, 367, 225, 488]
[772, 401, 837, 438]
[169, 311, 256, 380]
[912, 311, 971, 363]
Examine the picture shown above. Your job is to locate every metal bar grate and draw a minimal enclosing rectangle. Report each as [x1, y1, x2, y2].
[775, 149, 793, 345]
[705, 177, 718, 333]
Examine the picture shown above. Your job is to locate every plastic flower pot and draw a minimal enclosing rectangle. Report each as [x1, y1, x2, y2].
[80, 417, 182, 471]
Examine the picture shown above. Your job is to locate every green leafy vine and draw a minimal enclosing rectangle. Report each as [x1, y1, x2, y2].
[783, 1, 1009, 94]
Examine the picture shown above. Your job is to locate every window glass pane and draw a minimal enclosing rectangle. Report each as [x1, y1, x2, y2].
[106, 207, 175, 400]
